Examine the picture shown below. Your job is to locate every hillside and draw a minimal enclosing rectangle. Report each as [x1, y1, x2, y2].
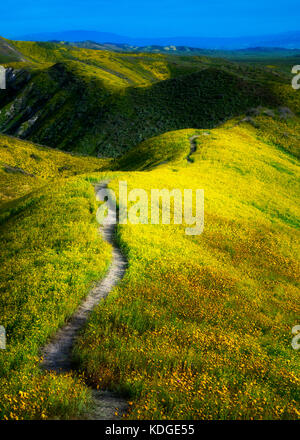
[0, 38, 26, 63]
[75, 120, 300, 420]
[0, 36, 299, 421]
[0, 132, 112, 419]
[0, 177, 111, 420]
[0, 134, 108, 207]
[0, 38, 299, 157]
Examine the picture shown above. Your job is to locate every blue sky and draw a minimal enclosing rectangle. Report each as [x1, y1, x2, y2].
[1, 0, 300, 38]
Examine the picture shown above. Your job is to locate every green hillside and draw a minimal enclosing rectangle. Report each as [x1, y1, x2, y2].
[116, 129, 198, 171]
[0, 38, 299, 156]
[0, 134, 109, 206]
[0, 38, 26, 63]
[0, 133, 112, 419]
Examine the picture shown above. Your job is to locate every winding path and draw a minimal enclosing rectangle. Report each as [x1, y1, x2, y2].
[187, 135, 200, 162]
[41, 181, 128, 419]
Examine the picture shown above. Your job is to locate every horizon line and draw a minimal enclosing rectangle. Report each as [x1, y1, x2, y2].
[5, 28, 300, 41]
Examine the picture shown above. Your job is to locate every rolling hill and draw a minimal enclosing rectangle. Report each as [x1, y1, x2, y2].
[0, 35, 299, 421]
[0, 38, 299, 157]
[75, 119, 300, 420]
[0, 134, 109, 207]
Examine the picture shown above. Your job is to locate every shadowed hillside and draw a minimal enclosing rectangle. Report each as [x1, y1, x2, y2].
[0, 38, 26, 63]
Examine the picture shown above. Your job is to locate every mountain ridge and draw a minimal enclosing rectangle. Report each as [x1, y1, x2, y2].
[11, 30, 300, 49]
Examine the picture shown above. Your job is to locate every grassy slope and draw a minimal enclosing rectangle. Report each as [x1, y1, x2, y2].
[117, 111, 300, 169]
[74, 121, 299, 420]
[228, 113, 300, 159]
[0, 134, 109, 206]
[0, 39, 298, 156]
[0, 38, 25, 63]
[117, 129, 199, 171]
[0, 135, 113, 419]
[6, 39, 231, 83]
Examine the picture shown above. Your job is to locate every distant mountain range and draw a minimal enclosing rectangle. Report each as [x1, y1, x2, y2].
[49, 41, 300, 58]
[13, 30, 300, 49]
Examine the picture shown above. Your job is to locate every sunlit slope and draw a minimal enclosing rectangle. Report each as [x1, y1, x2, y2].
[10, 39, 261, 83]
[5, 39, 207, 85]
[118, 110, 300, 169]
[0, 176, 111, 420]
[75, 122, 300, 419]
[117, 129, 199, 170]
[0, 130, 112, 420]
[245, 112, 300, 159]
[0, 134, 108, 205]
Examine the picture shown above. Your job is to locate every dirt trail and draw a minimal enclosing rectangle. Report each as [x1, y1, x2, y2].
[41, 181, 128, 419]
[187, 135, 200, 162]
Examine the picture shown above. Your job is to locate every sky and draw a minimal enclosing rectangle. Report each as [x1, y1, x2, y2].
[1, 0, 300, 39]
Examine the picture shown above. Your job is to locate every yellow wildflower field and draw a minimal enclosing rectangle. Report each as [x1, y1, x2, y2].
[75, 122, 299, 419]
